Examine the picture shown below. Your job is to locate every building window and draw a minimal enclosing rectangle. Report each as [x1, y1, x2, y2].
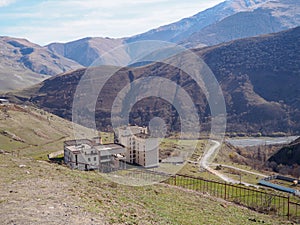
[94, 157, 97, 161]
[88, 158, 91, 162]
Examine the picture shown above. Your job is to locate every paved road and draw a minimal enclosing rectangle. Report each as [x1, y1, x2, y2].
[199, 140, 260, 187]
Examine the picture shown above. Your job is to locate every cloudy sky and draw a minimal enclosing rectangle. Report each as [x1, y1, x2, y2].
[0, 0, 224, 45]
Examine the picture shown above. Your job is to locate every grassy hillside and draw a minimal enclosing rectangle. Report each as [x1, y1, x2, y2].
[0, 149, 290, 224]
[0, 104, 92, 159]
[268, 138, 300, 166]
[0, 104, 292, 224]
[266, 138, 300, 177]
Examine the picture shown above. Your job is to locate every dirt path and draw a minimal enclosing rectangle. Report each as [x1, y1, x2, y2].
[211, 163, 267, 178]
[199, 140, 260, 187]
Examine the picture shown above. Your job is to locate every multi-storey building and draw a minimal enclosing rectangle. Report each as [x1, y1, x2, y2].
[115, 126, 159, 168]
[64, 137, 126, 172]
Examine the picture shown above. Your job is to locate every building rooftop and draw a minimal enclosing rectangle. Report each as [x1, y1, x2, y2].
[135, 133, 150, 139]
[66, 143, 91, 153]
[65, 141, 125, 156]
[64, 139, 93, 147]
[95, 144, 126, 156]
[117, 125, 148, 136]
[95, 144, 124, 150]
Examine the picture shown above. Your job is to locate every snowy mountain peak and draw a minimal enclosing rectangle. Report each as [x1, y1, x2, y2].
[226, 0, 270, 11]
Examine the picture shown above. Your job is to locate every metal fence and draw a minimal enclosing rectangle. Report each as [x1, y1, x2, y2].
[106, 168, 300, 222]
[164, 174, 300, 223]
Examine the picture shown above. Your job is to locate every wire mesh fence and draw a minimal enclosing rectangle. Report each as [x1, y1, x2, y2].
[106, 168, 300, 222]
[163, 174, 300, 223]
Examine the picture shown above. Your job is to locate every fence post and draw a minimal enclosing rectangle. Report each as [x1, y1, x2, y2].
[174, 175, 177, 186]
[288, 195, 290, 221]
[224, 183, 227, 200]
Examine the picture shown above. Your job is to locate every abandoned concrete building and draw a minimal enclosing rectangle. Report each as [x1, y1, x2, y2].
[64, 126, 159, 171]
[115, 125, 159, 168]
[64, 137, 126, 172]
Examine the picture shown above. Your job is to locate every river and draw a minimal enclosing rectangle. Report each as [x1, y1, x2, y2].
[226, 136, 299, 147]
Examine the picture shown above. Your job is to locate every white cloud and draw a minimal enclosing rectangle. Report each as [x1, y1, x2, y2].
[0, 0, 225, 45]
[0, 0, 15, 7]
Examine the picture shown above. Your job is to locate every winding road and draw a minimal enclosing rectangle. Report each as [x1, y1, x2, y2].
[199, 140, 261, 187]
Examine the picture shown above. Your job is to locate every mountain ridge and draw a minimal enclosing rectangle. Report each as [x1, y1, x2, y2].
[44, 0, 300, 67]
[6, 26, 300, 135]
[1, 0, 296, 91]
[0, 36, 82, 91]
[47, 37, 127, 67]
[182, 0, 300, 47]
[126, 0, 269, 44]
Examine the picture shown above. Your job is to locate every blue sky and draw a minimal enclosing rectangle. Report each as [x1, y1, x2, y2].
[0, 0, 224, 45]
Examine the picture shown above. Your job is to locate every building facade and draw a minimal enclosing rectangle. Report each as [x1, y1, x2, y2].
[64, 137, 126, 172]
[115, 126, 159, 168]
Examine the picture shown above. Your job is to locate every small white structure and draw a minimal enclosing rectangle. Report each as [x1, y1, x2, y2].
[0, 99, 9, 105]
[64, 137, 126, 172]
[115, 126, 159, 168]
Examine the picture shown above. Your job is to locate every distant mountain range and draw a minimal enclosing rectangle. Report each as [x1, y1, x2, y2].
[1, 0, 299, 92]
[7, 26, 300, 135]
[0, 37, 82, 91]
[182, 0, 300, 47]
[47, 37, 127, 67]
[46, 0, 300, 67]
[127, 0, 270, 44]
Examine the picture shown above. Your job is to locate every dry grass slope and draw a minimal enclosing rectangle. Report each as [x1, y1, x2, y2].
[0, 105, 293, 224]
[0, 153, 292, 225]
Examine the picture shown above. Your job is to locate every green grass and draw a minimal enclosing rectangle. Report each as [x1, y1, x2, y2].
[0, 105, 297, 224]
[164, 174, 300, 221]
[0, 134, 28, 150]
[160, 138, 206, 160]
[0, 105, 91, 159]
[171, 139, 223, 181]
[100, 132, 114, 144]
[34, 157, 293, 224]
[218, 166, 261, 184]
[0, 152, 293, 224]
[178, 162, 223, 181]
